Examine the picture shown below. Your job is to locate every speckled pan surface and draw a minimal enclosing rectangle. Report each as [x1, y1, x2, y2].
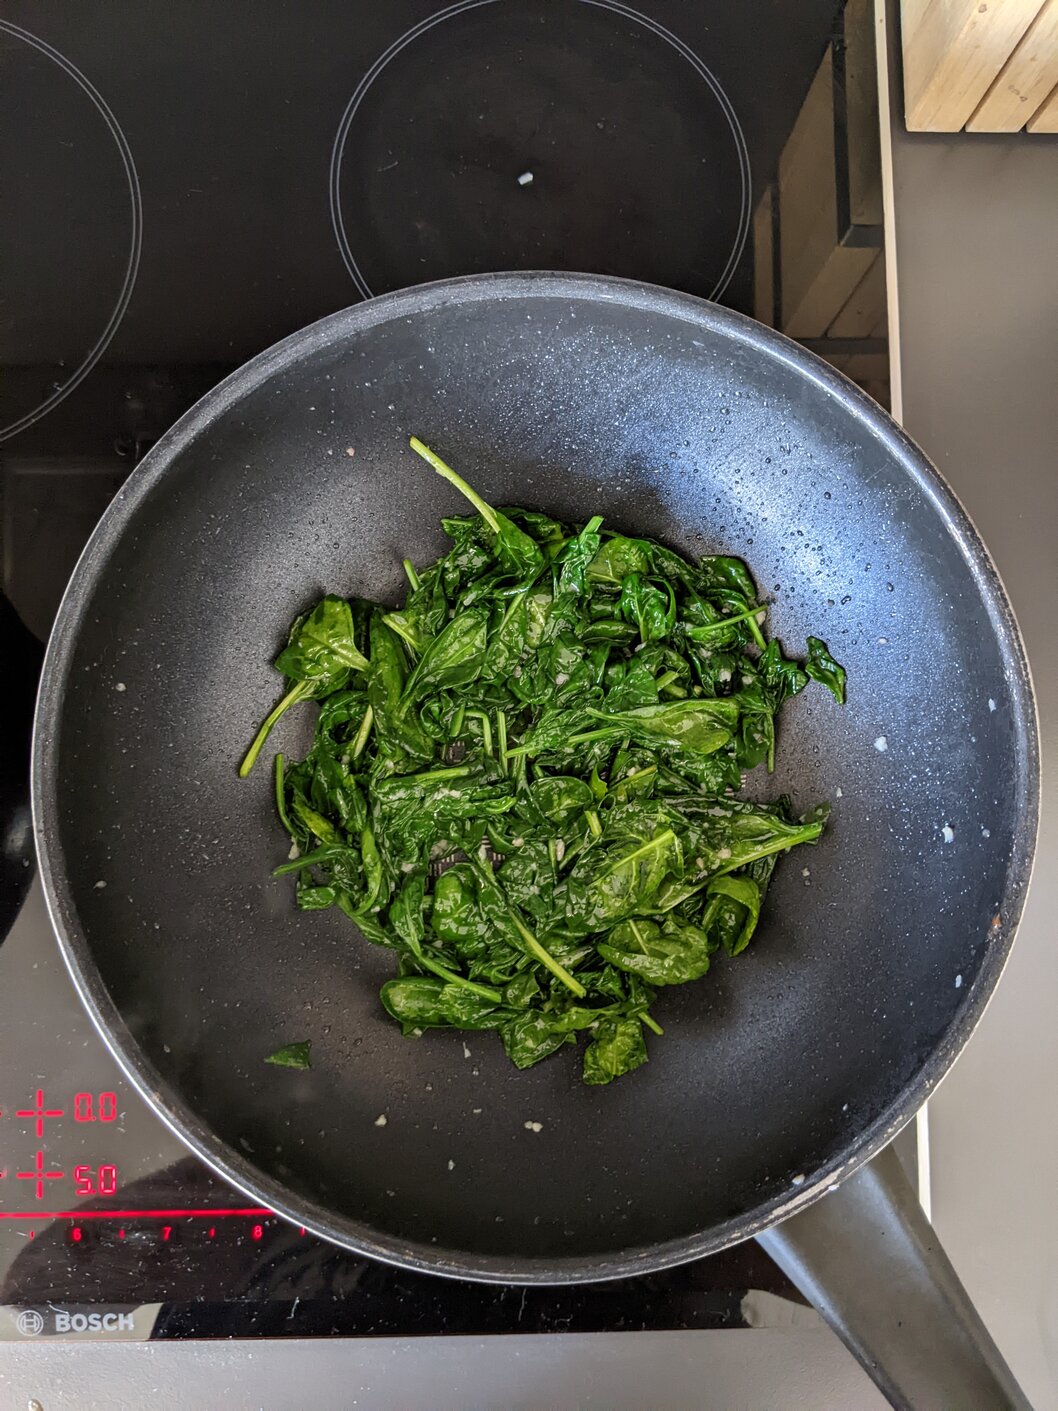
[32, 273, 1038, 1281]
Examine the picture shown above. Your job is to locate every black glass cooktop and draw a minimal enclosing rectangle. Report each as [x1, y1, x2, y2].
[0, 0, 861, 1341]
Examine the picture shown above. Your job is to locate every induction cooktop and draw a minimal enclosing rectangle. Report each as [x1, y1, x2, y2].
[1, 0, 890, 1341]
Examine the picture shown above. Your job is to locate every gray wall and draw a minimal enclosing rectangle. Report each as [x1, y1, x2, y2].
[888, 33, 1058, 1411]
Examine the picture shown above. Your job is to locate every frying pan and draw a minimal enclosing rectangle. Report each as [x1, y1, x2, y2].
[34, 274, 1038, 1408]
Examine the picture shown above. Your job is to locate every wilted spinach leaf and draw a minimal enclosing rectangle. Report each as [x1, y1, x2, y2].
[805, 636, 847, 704]
[593, 699, 739, 755]
[240, 595, 371, 776]
[400, 609, 489, 708]
[582, 1016, 648, 1085]
[702, 875, 762, 955]
[265, 1041, 312, 1070]
[618, 573, 675, 644]
[276, 595, 370, 682]
[598, 916, 714, 985]
[502, 1011, 575, 1069]
[381, 977, 450, 1033]
[564, 827, 683, 933]
[558, 516, 604, 596]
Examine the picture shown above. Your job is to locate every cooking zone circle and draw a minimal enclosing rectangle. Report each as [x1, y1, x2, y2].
[328, 0, 750, 301]
[0, 21, 141, 443]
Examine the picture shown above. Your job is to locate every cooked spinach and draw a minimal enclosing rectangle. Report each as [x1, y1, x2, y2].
[265, 1040, 312, 1070]
[243, 439, 845, 1084]
[805, 635, 848, 704]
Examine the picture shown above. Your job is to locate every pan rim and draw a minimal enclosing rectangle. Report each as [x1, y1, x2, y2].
[31, 270, 1041, 1284]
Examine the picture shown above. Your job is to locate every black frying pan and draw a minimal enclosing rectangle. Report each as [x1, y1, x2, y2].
[34, 275, 1038, 1407]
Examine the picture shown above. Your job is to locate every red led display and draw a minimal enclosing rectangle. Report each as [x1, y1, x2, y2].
[73, 1164, 119, 1197]
[16, 1089, 64, 1139]
[16, 1149, 64, 1201]
[73, 1091, 118, 1123]
[0, 1207, 273, 1219]
[5, 1087, 125, 1205]
[1, 1086, 280, 1231]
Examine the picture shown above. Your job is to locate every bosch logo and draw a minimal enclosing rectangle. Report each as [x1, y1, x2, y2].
[54, 1310, 135, 1333]
[12, 1307, 136, 1335]
[16, 1309, 44, 1336]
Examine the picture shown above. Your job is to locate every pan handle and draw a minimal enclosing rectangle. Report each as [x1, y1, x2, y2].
[756, 1143, 1032, 1410]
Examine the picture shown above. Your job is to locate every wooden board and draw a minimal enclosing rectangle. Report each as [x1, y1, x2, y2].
[779, 48, 878, 338]
[967, 0, 1058, 129]
[1026, 78, 1058, 127]
[828, 252, 887, 338]
[846, 0, 885, 224]
[902, 0, 1045, 130]
[753, 187, 775, 327]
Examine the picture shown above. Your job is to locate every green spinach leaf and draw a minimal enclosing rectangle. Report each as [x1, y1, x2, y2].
[805, 636, 847, 704]
[598, 916, 713, 985]
[265, 1040, 312, 1070]
[582, 1016, 648, 1085]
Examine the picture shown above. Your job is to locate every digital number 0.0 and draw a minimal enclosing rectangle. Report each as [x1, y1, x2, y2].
[73, 1092, 118, 1123]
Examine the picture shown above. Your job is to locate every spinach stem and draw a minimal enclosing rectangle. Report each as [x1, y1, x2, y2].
[418, 953, 502, 1003]
[274, 753, 296, 836]
[495, 709, 508, 773]
[617, 765, 657, 792]
[509, 914, 587, 998]
[352, 704, 374, 759]
[712, 828, 823, 876]
[642, 1013, 664, 1037]
[506, 723, 618, 760]
[687, 602, 769, 644]
[627, 918, 650, 950]
[409, 437, 501, 535]
[294, 798, 340, 845]
[468, 708, 493, 757]
[272, 843, 342, 876]
[557, 837, 585, 871]
[450, 702, 466, 739]
[381, 612, 421, 656]
[402, 558, 421, 592]
[407, 765, 474, 784]
[239, 678, 314, 777]
[485, 821, 516, 854]
[747, 610, 768, 651]
[585, 810, 603, 838]
[566, 726, 620, 748]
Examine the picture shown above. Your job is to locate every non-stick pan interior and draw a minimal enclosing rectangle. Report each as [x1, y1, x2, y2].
[34, 274, 1036, 1279]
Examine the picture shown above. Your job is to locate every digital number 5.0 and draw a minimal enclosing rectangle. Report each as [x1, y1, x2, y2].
[73, 1163, 119, 1196]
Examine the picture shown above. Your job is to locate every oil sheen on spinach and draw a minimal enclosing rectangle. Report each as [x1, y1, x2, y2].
[243, 438, 845, 1085]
